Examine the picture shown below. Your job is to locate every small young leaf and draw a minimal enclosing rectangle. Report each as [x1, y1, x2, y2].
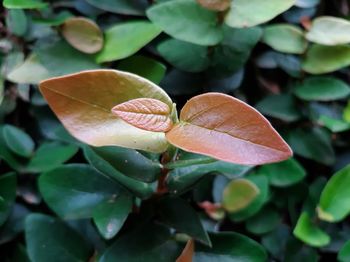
[293, 212, 330, 247]
[222, 179, 259, 213]
[225, 0, 295, 28]
[112, 98, 173, 132]
[306, 16, 350, 46]
[317, 165, 350, 222]
[147, 0, 222, 46]
[62, 17, 103, 54]
[196, 0, 230, 11]
[39, 70, 172, 153]
[176, 239, 194, 262]
[166, 93, 292, 165]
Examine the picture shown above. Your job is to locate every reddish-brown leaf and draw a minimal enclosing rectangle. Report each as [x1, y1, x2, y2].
[196, 0, 231, 11]
[166, 93, 292, 165]
[176, 239, 195, 262]
[111, 98, 173, 132]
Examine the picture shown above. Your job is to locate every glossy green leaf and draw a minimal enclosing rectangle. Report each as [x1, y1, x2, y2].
[39, 164, 122, 219]
[147, 0, 222, 46]
[3, 125, 34, 158]
[158, 39, 210, 73]
[26, 142, 78, 173]
[246, 206, 280, 235]
[6, 9, 27, 37]
[83, 146, 154, 199]
[222, 179, 260, 213]
[96, 21, 161, 63]
[258, 158, 306, 187]
[306, 16, 350, 46]
[318, 115, 350, 133]
[158, 197, 211, 246]
[294, 77, 350, 101]
[100, 223, 181, 262]
[287, 127, 335, 165]
[3, 0, 48, 9]
[338, 240, 350, 262]
[229, 175, 270, 222]
[303, 44, 350, 74]
[318, 165, 350, 222]
[293, 212, 330, 247]
[118, 55, 166, 84]
[194, 232, 267, 262]
[256, 94, 302, 122]
[225, 0, 295, 28]
[25, 214, 92, 262]
[0, 172, 16, 226]
[86, 0, 147, 15]
[262, 24, 307, 54]
[93, 194, 132, 240]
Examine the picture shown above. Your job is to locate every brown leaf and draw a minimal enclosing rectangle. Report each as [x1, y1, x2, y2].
[176, 239, 195, 262]
[39, 69, 173, 153]
[166, 93, 292, 165]
[196, 0, 231, 11]
[112, 98, 173, 132]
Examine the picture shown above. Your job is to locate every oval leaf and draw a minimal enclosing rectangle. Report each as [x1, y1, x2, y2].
[62, 17, 103, 54]
[146, 0, 222, 46]
[39, 70, 172, 153]
[225, 0, 295, 28]
[318, 165, 350, 222]
[222, 179, 259, 213]
[306, 16, 350, 46]
[166, 93, 292, 165]
[3, 125, 34, 158]
[112, 98, 173, 132]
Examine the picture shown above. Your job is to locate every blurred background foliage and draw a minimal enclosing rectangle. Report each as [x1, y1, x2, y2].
[1, 0, 350, 261]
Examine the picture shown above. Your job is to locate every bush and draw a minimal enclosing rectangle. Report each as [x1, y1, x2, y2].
[1, 0, 350, 261]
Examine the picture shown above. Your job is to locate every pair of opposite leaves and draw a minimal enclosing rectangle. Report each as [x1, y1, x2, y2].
[39, 70, 292, 165]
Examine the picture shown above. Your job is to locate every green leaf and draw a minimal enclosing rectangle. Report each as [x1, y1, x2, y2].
[100, 223, 181, 262]
[157, 196, 211, 246]
[225, 0, 295, 28]
[229, 175, 269, 222]
[338, 240, 350, 262]
[262, 24, 307, 54]
[6, 9, 27, 36]
[96, 21, 161, 63]
[286, 127, 335, 165]
[85, 145, 161, 183]
[167, 160, 252, 193]
[26, 142, 78, 173]
[318, 115, 350, 133]
[195, 232, 267, 262]
[35, 40, 99, 77]
[284, 238, 319, 262]
[222, 179, 260, 213]
[306, 16, 350, 46]
[25, 214, 92, 262]
[318, 165, 350, 222]
[83, 146, 154, 199]
[157, 39, 210, 73]
[118, 55, 166, 84]
[3, 124, 34, 158]
[303, 44, 350, 74]
[261, 224, 290, 260]
[93, 194, 132, 240]
[32, 11, 72, 26]
[147, 0, 222, 46]
[3, 0, 48, 9]
[86, 0, 147, 15]
[258, 158, 306, 187]
[246, 206, 280, 235]
[294, 77, 350, 101]
[293, 212, 330, 247]
[256, 94, 302, 122]
[0, 172, 16, 226]
[39, 164, 122, 219]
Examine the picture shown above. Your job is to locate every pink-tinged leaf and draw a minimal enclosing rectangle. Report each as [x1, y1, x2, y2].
[176, 239, 194, 262]
[166, 93, 292, 165]
[111, 98, 173, 132]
